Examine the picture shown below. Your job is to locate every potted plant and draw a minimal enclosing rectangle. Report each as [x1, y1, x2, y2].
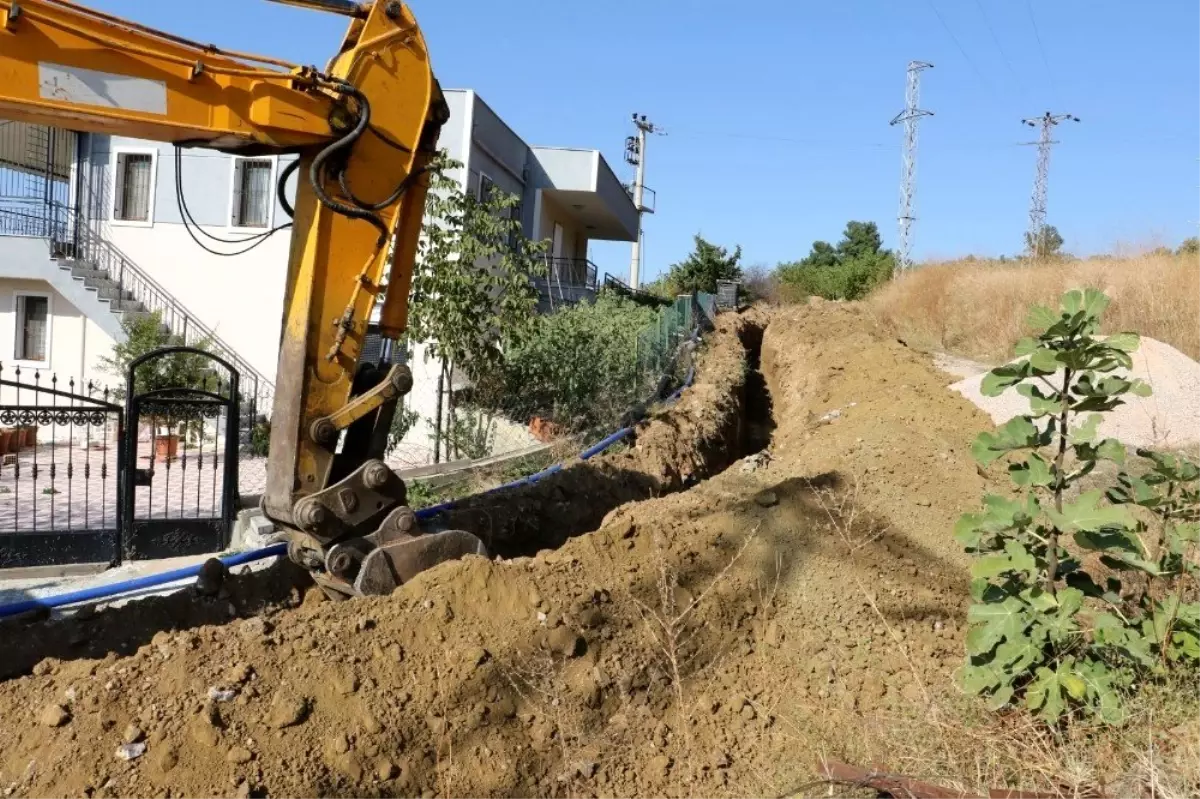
[154, 433, 180, 461]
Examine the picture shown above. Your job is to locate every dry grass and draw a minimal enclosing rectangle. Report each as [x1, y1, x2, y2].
[868, 254, 1200, 363]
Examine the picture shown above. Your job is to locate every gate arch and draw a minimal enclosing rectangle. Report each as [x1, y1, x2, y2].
[122, 347, 240, 560]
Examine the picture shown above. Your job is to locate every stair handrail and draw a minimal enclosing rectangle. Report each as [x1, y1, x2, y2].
[49, 204, 275, 405]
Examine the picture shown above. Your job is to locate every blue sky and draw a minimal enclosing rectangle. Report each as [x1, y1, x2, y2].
[89, 0, 1199, 283]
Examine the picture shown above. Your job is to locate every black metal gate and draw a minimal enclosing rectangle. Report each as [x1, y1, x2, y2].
[122, 347, 239, 561]
[0, 366, 124, 569]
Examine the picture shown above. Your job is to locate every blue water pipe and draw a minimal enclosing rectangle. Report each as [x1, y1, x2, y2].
[0, 325, 704, 619]
[0, 543, 289, 620]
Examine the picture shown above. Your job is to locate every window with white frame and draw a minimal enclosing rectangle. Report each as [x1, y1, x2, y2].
[112, 151, 155, 222]
[14, 294, 49, 363]
[230, 157, 274, 228]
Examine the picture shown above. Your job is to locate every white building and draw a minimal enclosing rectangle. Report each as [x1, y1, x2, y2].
[0, 89, 637, 465]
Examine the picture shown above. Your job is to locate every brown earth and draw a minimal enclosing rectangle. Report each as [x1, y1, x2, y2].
[0, 302, 1190, 798]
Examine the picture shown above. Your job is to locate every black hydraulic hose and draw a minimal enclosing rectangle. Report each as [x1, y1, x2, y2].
[277, 157, 300, 220]
[338, 162, 428, 212]
[309, 83, 389, 243]
[173, 146, 282, 246]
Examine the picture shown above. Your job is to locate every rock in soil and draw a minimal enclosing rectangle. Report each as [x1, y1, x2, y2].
[39, 704, 70, 728]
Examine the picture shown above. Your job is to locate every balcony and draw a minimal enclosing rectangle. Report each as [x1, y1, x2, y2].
[532, 256, 598, 311]
[528, 148, 638, 242]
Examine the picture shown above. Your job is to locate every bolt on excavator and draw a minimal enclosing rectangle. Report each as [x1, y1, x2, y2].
[0, 0, 488, 598]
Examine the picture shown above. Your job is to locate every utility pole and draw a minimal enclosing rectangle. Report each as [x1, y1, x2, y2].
[1022, 111, 1079, 256]
[625, 113, 659, 288]
[889, 61, 933, 274]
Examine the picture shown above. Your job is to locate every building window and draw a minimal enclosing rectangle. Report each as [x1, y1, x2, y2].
[112, 151, 155, 223]
[477, 173, 495, 204]
[507, 202, 523, 251]
[14, 294, 49, 363]
[230, 157, 275, 228]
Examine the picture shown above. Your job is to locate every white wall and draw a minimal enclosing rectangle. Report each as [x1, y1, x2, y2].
[105, 224, 288, 383]
[0, 277, 117, 404]
[536, 192, 589, 259]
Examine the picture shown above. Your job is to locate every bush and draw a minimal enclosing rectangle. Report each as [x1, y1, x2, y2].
[777, 254, 893, 301]
[957, 288, 1198, 725]
[775, 220, 895, 301]
[485, 293, 658, 431]
[248, 416, 270, 457]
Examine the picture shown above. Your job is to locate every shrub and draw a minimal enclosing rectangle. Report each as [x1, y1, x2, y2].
[485, 293, 658, 431]
[775, 220, 895, 301]
[957, 288, 1198, 725]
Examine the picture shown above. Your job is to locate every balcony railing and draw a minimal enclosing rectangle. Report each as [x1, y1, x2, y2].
[532, 256, 598, 310]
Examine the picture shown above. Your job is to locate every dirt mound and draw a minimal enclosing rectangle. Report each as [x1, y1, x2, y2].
[951, 336, 1200, 450]
[0, 302, 1043, 798]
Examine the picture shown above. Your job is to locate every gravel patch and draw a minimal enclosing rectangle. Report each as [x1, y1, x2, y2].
[951, 337, 1200, 451]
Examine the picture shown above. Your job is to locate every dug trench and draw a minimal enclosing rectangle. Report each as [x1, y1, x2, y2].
[0, 311, 769, 683]
[0, 302, 1072, 798]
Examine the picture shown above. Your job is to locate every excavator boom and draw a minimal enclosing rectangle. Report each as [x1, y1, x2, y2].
[0, 0, 484, 596]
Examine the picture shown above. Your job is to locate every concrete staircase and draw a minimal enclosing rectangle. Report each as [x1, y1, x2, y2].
[54, 258, 162, 332]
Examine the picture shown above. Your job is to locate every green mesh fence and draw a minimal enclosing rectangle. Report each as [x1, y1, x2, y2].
[633, 293, 716, 399]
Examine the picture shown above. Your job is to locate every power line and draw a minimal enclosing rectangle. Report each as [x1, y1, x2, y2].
[890, 61, 934, 273]
[663, 130, 892, 149]
[925, 0, 996, 95]
[1024, 0, 1061, 105]
[973, 0, 1030, 101]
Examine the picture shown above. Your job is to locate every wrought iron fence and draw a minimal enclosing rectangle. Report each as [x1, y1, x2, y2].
[0, 357, 270, 567]
[0, 364, 124, 567]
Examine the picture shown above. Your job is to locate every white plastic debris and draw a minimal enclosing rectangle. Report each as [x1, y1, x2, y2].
[818, 409, 841, 423]
[116, 743, 145, 761]
[207, 687, 237, 702]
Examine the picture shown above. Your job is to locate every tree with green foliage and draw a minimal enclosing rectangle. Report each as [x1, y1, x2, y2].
[479, 293, 658, 432]
[405, 152, 548, 461]
[775, 220, 895, 301]
[957, 288, 1198, 726]
[1177, 236, 1199, 256]
[659, 234, 743, 295]
[98, 311, 217, 443]
[1025, 224, 1065, 259]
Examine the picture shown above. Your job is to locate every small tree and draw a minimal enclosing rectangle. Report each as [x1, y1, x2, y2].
[98, 311, 217, 443]
[661, 234, 743, 295]
[407, 153, 549, 461]
[1025, 224, 1065, 259]
[957, 288, 1198, 725]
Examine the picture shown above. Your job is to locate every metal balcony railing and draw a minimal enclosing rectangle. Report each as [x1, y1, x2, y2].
[532, 256, 598, 310]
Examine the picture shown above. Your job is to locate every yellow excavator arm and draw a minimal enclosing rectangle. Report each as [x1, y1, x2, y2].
[0, 0, 487, 597]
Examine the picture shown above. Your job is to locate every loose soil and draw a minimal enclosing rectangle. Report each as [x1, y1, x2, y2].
[1, 301, 1193, 798]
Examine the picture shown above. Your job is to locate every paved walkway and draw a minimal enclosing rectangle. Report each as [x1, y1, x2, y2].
[0, 440, 264, 534]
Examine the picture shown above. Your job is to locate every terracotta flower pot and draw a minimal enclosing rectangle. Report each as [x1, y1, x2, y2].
[0, 429, 13, 455]
[154, 434, 180, 461]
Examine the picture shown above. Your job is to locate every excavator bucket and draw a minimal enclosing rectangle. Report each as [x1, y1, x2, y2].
[353, 530, 488, 595]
